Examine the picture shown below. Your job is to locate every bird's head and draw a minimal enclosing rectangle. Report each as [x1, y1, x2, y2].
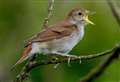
[67, 8, 94, 25]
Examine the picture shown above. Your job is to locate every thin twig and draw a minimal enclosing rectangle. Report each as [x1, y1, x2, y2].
[14, 46, 116, 82]
[107, 0, 120, 25]
[43, 0, 54, 28]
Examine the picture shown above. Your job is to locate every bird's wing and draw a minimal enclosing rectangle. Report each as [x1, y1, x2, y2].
[12, 26, 75, 69]
[11, 21, 76, 69]
[25, 22, 76, 47]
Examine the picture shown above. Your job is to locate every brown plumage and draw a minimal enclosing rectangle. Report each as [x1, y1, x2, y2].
[11, 44, 32, 69]
[25, 20, 77, 47]
[17, 44, 32, 64]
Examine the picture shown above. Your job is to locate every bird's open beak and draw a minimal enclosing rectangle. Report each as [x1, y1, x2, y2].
[84, 15, 94, 25]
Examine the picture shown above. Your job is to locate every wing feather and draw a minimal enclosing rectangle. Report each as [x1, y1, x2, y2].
[25, 21, 76, 47]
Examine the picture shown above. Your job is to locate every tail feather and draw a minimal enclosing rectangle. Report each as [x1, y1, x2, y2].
[11, 44, 32, 70]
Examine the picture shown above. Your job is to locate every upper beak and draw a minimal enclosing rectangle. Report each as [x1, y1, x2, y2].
[84, 15, 94, 25]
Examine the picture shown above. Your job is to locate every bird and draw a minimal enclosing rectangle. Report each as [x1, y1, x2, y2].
[12, 8, 94, 69]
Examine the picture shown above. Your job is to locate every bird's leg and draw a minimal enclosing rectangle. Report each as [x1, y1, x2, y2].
[68, 57, 71, 67]
[51, 51, 77, 66]
[53, 63, 60, 69]
[79, 57, 82, 64]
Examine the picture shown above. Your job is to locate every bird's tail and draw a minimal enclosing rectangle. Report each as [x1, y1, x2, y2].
[11, 45, 32, 70]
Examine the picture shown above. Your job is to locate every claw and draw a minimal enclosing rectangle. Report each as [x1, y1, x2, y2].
[79, 57, 82, 64]
[68, 57, 71, 67]
[53, 63, 60, 69]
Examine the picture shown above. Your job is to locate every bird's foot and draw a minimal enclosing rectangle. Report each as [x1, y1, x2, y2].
[51, 51, 73, 66]
[67, 57, 71, 67]
[79, 57, 82, 64]
[53, 63, 60, 69]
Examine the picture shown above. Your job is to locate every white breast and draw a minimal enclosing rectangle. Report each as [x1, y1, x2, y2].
[47, 25, 85, 53]
[64, 25, 84, 52]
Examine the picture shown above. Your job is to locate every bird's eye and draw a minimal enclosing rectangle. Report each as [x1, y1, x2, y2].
[78, 12, 82, 15]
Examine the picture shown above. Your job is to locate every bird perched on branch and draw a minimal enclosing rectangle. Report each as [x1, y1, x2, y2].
[12, 8, 94, 69]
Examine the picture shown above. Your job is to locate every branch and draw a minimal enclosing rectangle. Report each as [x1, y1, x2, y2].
[79, 45, 120, 82]
[14, 45, 117, 82]
[43, 0, 54, 28]
[107, 0, 120, 25]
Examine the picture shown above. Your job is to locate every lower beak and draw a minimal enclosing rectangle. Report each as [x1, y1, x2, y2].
[84, 15, 94, 25]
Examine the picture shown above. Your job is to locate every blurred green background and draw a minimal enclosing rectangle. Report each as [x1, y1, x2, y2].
[0, 0, 120, 82]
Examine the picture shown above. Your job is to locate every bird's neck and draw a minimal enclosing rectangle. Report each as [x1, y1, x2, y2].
[68, 18, 85, 32]
[70, 19, 85, 38]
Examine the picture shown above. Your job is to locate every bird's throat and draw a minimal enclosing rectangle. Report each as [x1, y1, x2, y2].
[76, 24, 85, 40]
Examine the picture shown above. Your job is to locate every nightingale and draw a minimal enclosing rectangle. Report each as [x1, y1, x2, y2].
[13, 8, 94, 68]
